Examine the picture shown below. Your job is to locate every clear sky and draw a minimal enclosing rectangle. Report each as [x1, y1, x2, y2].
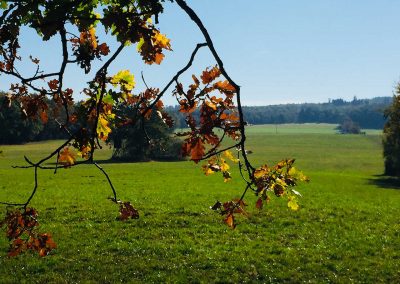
[2, 0, 400, 106]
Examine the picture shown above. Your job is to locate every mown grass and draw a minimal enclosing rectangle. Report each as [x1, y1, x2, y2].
[0, 124, 399, 283]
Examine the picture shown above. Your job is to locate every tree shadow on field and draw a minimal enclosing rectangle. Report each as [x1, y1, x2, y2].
[368, 175, 400, 190]
[91, 158, 187, 164]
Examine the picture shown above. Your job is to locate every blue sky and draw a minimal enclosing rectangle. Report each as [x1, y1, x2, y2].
[2, 0, 400, 105]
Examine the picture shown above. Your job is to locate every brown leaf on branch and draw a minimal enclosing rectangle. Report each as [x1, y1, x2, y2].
[224, 213, 235, 229]
[190, 138, 205, 162]
[118, 201, 139, 220]
[48, 79, 59, 91]
[201, 66, 221, 84]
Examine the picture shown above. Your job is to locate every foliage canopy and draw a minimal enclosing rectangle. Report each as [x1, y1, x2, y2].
[0, 0, 307, 257]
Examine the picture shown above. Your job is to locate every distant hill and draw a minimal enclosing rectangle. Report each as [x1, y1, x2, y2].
[166, 97, 392, 130]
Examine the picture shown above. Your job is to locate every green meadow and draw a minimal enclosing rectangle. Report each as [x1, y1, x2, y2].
[0, 124, 399, 283]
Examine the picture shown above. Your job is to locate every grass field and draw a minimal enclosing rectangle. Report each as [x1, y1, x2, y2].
[0, 124, 399, 283]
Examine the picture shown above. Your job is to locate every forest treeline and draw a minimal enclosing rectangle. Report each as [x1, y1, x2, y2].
[167, 97, 391, 130]
[0, 94, 390, 144]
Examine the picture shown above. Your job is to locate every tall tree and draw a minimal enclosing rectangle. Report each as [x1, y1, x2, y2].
[383, 89, 400, 176]
[0, 0, 307, 256]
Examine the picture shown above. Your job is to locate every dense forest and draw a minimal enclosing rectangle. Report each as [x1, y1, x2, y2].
[0, 94, 390, 144]
[167, 97, 391, 130]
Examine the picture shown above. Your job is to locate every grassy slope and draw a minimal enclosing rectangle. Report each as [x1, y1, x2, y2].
[0, 125, 399, 283]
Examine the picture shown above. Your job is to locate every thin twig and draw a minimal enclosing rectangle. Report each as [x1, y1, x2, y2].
[94, 162, 118, 203]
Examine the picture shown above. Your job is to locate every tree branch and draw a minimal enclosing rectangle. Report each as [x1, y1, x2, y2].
[175, 0, 254, 175]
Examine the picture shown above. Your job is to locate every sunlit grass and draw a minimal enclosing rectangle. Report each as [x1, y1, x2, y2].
[0, 124, 399, 283]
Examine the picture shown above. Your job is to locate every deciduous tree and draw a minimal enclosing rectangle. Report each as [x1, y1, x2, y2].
[0, 0, 307, 257]
[383, 87, 400, 176]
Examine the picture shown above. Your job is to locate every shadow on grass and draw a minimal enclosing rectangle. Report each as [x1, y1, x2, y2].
[47, 158, 187, 166]
[368, 175, 400, 190]
[95, 156, 187, 164]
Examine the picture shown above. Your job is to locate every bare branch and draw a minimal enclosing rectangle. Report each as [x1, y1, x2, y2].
[94, 163, 118, 203]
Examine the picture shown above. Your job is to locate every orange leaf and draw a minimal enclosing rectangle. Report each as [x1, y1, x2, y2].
[205, 100, 217, 111]
[179, 101, 197, 114]
[154, 53, 165, 65]
[59, 147, 76, 167]
[155, 99, 164, 110]
[201, 66, 221, 84]
[224, 213, 236, 229]
[190, 139, 204, 162]
[40, 111, 48, 124]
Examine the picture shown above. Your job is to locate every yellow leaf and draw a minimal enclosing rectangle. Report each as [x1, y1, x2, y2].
[89, 27, 97, 49]
[97, 113, 112, 141]
[223, 150, 239, 163]
[220, 158, 230, 172]
[202, 166, 215, 176]
[254, 166, 268, 179]
[59, 147, 76, 167]
[287, 196, 299, 211]
[111, 70, 135, 91]
[153, 32, 171, 50]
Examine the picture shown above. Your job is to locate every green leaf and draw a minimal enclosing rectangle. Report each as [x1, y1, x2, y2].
[111, 70, 135, 91]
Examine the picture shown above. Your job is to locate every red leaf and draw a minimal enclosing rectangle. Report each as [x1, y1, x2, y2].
[118, 201, 139, 220]
[256, 198, 263, 210]
[48, 79, 59, 90]
[40, 111, 48, 124]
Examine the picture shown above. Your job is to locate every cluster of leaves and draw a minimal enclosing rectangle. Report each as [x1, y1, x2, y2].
[210, 159, 308, 228]
[0, 0, 309, 256]
[174, 66, 239, 162]
[0, 208, 56, 257]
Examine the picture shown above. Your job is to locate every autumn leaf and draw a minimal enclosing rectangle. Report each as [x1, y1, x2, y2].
[111, 70, 135, 91]
[224, 213, 235, 229]
[8, 238, 25, 257]
[153, 32, 171, 50]
[40, 111, 48, 124]
[205, 100, 217, 110]
[29, 55, 40, 64]
[97, 43, 110, 56]
[155, 99, 164, 110]
[154, 53, 165, 65]
[97, 113, 112, 141]
[190, 139, 204, 161]
[59, 147, 76, 167]
[223, 171, 232, 183]
[223, 150, 239, 163]
[118, 201, 139, 220]
[255, 198, 263, 210]
[220, 158, 230, 172]
[48, 79, 59, 90]
[287, 196, 299, 211]
[80, 27, 97, 49]
[202, 164, 215, 176]
[214, 80, 236, 93]
[201, 66, 221, 84]
[179, 100, 197, 114]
